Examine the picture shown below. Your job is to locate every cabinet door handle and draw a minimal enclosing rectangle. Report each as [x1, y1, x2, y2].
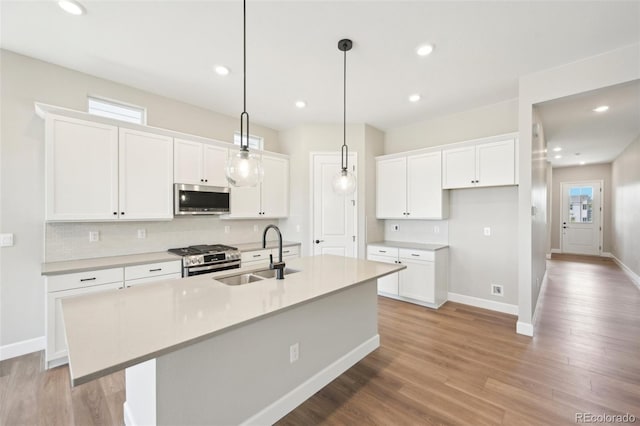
[113, 212, 117, 215]
[406, 212, 410, 216]
[80, 277, 96, 282]
[315, 239, 324, 244]
[205, 179, 208, 183]
[149, 268, 162, 272]
[121, 212, 125, 215]
[253, 254, 262, 258]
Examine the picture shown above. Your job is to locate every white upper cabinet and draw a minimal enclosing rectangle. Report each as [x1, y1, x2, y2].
[227, 152, 289, 219]
[377, 151, 448, 219]
[118, 128, 174, 220]
[174, 138, 228, 187]
[443, 138, 516, 189]
[44, 113, 174, 221]
[45, 114, 119, 221]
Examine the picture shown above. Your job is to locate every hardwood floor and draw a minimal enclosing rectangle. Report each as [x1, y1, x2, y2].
[2, 255, 638, 425]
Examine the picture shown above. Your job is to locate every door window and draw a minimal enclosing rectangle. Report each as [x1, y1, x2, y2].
[568, 186, 593, 224]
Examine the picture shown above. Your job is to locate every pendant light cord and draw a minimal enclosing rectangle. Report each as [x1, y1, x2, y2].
[341, 43, 348, 171]
[240, 0, 249, 151]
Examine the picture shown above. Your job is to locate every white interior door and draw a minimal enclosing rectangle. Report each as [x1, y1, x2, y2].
[561, 181, 602, 255]
[312, 153, 357, 257]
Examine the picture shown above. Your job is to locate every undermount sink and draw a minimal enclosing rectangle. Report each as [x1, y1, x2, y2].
[252, 268, 300, 279]
[215, 268, 300, 285]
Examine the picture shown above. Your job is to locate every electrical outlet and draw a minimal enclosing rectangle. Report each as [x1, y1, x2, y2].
[433, 226, 440, 234]
[89, 231, 99, 242]
[137, 229, 146, 239]
[224, 225, 231, 234]
[0, 233, 14, 247]
[253, 224, 259, 232]
[483, 227, 491, 236]
[491, 284, 503, 296]
[289, 343, 299, 364]
[392, 224, 399, 231]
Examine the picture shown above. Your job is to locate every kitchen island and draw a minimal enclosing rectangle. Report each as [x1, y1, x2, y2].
[62, 254, 404, 425]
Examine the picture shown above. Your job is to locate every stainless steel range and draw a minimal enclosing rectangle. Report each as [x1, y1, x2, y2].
[168, 244, 241, 277]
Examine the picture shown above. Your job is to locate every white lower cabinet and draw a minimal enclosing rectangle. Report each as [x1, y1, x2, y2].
[367, 244, 448, 309]
[241, 245, 300, 268]
[44, 260, 181, 368]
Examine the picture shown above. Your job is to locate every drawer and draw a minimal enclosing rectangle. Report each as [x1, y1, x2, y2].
[125, 272, 181, 288]
[278, 245, 300, 258]
[46, 267, 123, 293]
[367, 246, 398, 258]
[125, 260, 182, 281]
[241, 249, 271, 263]
[399, 248, 434, 262]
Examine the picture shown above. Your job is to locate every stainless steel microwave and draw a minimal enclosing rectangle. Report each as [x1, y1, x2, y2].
[174, 184, 230, 215]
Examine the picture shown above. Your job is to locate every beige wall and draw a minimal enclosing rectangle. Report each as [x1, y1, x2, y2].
[550, 163, 612, 253]
[0, 50, 280, 348]
[277, 123, 382, 259]
[384, 99, 518, 154]
[612, 135, 640, 277]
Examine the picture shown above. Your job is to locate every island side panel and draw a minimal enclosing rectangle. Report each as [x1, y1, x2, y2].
[151, 279, 378, 426]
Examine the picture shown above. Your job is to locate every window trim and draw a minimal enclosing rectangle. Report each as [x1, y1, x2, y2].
[87, 95, 147, 125]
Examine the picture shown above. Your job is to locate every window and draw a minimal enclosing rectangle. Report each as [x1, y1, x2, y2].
[233, 132, 264, 150]
[88, 96, 146, 124]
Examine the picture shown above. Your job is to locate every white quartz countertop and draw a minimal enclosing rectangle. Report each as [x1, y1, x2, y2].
[41, 241, 302, 276]
[368, 241, 449, 251]
[41, 251, 181, 276]
[62, 254, 403, 386]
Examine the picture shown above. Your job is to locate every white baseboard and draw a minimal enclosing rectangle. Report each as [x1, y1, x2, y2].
[240, 335, 380, 426]
[0, 336, 45, 361]
[602, 252, 613, 258]
[546, 253, 552, 260]
[550, 248, 561, 254]
[611, 255, 640, 290]
[447, 292, 518, 315]
[516, 321, 534, 336]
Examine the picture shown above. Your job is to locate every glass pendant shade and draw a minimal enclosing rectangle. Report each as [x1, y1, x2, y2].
[226, 149, 263, 187]
[332, 168, 356, 195]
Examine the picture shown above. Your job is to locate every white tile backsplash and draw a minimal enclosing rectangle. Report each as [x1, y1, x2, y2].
[45, 217, 280, 262]
[382, 220, 449, 245]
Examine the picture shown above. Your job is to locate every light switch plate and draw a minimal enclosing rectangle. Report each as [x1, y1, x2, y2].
[137, 229, 146, 239]
[0, 233, 14, 247]
[483, 227, 491, 236]
[89, 231, 99, 242]
[224, 225, 231, 234]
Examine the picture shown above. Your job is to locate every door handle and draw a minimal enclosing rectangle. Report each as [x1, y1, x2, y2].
[315, 239, 324, 244]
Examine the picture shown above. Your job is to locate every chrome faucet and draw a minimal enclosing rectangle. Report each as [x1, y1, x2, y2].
[262, 225, 286, 279]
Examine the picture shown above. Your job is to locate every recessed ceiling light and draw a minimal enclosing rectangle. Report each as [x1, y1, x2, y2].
[580, 161, 586, 165]
[593, 105, 609, 113]
[295, 100, 306, 109]
[408, 94, 421, 103]
[552, 147, 562, 152]
[416, 44, 435, 57]
[58, 0, 85, 15]
[554, 155, 562, 159]
[214, 65, 230, 76]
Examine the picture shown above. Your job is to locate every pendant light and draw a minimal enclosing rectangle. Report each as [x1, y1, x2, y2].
[332, 39, 357, 195]
[226, 0, 263, 187]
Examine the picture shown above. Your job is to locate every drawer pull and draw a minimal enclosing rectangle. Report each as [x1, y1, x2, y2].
[379, 250, 387, 253]
[149, 268, 162, 272]
[253, 254, 262, 258]
[80, 277, 96, 282]
[411, 254, 420, 257]
[283, 250, 290, 254]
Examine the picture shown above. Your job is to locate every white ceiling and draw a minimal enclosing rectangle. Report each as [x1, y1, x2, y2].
[1, 1, 639, 131]
[537, 80, 640, 168]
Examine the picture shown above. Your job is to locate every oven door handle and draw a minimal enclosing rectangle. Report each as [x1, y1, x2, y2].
[186, 262, 241, 274]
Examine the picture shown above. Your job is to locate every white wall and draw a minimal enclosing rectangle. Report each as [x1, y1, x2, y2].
[384, 99, 518, 154]
[0, 50, 280, 348]
[611, 135, 640, 277]
[550, 163, 612, 253]
[517, 43, 640, 335]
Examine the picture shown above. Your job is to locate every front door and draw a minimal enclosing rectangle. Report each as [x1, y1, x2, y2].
[560, 181, 602, 255]
[311, 153, 357, 257]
